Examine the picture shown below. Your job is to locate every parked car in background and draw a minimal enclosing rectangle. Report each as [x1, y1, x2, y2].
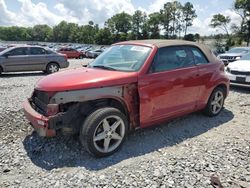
[218, 47, 250, 65]
[86, 49, 105, 58]
[23, 40, 229, 157]
[225, 53, 250, 86]
[0, 46, 69, 74]
[57, 47, 84, 59]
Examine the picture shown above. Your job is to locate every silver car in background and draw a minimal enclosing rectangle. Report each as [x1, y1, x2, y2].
[218, 47, 250, 66]
[0, 46, 69, 74]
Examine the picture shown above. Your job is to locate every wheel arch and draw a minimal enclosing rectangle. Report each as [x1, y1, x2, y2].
[46, 61, 60, 70]
[204, 83, 228, 106]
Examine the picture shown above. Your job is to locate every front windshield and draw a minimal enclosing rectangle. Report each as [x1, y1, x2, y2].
[241, 53, 250, 60]
[89, 45, 152, 72]
[228, 48, 249, 54]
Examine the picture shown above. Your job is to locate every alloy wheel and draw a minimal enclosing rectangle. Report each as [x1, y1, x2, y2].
[93, 115, 125, 153]
[211, 90, 224, 114]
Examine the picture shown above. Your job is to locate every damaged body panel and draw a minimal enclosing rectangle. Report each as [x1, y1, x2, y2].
[27, 84, 140, 136]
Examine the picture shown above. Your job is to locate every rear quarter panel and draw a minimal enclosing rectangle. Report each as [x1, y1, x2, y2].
[46, 54, 68, 69]
[197, 62, 229, 110]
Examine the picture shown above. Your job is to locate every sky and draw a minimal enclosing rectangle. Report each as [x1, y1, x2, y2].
[0, 0, 242, 35]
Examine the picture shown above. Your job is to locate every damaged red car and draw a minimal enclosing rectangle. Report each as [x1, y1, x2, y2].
[23, 40, 229, 157]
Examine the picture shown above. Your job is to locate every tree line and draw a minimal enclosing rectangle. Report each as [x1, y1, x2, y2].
[0, 1, 198, 44]
[210, 0, 250, 46]
[0, 0, 249, 46]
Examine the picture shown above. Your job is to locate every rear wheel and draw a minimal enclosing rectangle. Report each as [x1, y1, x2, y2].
[80, 107, 128, 157]
[203, 87, 225, 117]
[46, 63, 59, 74]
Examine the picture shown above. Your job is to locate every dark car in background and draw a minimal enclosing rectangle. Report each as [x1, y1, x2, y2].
[86, 49, 105, 58]
[0, 46, 69, 74]
[218, 47, 250, 65]
[57, 47, 84, 59]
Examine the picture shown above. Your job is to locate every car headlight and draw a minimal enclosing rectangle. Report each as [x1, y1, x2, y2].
[235, 56, 241, 60]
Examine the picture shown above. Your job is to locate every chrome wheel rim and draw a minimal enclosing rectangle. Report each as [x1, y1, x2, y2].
[49, 64, 59, 73]
[211, 91, 224, 114]
[93, 115, 125, 153]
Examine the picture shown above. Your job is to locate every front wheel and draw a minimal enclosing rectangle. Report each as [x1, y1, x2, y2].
[46, 63, 59, 74]
[203, 87, 225, 117]
[80, 107, 128, 157]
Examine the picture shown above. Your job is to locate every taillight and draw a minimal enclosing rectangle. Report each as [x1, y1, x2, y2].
[47, 104, 59, 116]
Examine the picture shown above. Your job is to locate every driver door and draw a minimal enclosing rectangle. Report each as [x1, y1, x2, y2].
[138, 46, 201, 128]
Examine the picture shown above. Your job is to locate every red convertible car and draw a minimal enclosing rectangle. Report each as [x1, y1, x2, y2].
[23, 40, 229, 157]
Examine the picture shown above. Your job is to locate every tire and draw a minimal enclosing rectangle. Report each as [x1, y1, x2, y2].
[80, 107, 128, 157]
[46, 63, 59, 74]
[79, 55, 84, 59]
[203, 87, 225, 117]
[0, 66, 2, 75]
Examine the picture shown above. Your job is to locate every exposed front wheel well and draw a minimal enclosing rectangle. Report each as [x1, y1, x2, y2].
[57, 98, 130, 135]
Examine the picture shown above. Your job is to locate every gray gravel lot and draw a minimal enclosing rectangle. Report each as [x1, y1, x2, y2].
[0, 59, 249, 188]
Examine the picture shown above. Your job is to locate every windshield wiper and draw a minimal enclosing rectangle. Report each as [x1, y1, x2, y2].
[92, 65, 117, 71]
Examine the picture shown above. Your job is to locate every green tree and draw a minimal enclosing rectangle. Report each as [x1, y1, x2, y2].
[148, 12, 161, 39]
[106, 12, 132, 34]
[32, 25, 53, 42]
[53, 21, 71, 42]
[210, 14, 231, 37]
[169, 1, 183, 37]
[160, 2, 172, 38]
[182, 2, 197, 36]
[95, 28, 112, 45]
[234, 0, 250, 46]
[183, 33, 195, 41]
[194, 33, 200, 42]
[131, 10, 148, 40]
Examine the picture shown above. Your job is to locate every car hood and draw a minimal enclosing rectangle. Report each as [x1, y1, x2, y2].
[228, 60, 250, 71]
[35, 68, 138, 92]
[219, 52, 245, 57]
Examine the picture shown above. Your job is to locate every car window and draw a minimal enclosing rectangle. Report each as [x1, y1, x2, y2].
[46, 49, 55, 54]
[89, 45, 151, 72]
[151, 46, 196, 73]
[187, 46, 209, 65]
[8, 47, 28, 56]
[30, 47, 46, 55]
[241, 53, 250, 60]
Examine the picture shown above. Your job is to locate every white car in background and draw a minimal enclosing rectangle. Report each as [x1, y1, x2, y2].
[225, 53, 250, 86]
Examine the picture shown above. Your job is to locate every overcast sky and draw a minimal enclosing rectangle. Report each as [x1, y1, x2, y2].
[0, 0, 241, 35]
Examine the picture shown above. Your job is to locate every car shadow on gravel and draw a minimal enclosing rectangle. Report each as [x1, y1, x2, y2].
[1, 72, 45, 77]
[230, 85, 250, 94]
[23, 108, 234, 171]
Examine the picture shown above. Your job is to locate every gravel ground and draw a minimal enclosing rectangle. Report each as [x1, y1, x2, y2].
[0, 59, 249, 188]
